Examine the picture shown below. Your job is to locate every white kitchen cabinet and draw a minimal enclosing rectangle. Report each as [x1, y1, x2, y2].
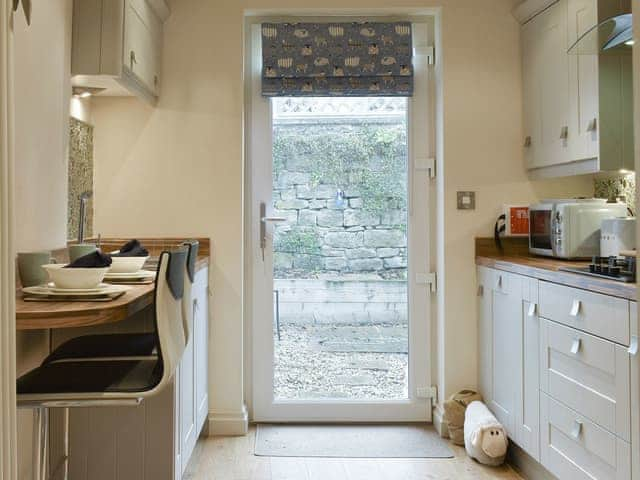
[537, 0, 571, 168]
[518, 0, 633, 177]
[567, 0, 600, 161]
[478, 267, 638, 478]
[477, 267, 493, 404]
[176, 266, 210, 478]
[194, 268, 210, 431]
[516, 277, 540, 461]
[540, 392, 631, 480]
[630, 303, 639, 480]
[521, 17, 542, 168]
[59, 265, 209, 480]
[71, 0, 170, 105]
[490, 271, 523, 438]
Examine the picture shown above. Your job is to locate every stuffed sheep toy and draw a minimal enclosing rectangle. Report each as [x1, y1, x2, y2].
[464, 401, 508, 466]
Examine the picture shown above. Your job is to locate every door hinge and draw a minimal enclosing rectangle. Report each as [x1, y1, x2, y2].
[417, 386, 438, 399]
[416, 272, 437, 293]
[415, 157, 436, 179]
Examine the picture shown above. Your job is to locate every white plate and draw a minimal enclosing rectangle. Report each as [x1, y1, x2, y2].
[104, 270, 156, 280]
[47, 282, 110, 294]
[23, 284, 131, 298]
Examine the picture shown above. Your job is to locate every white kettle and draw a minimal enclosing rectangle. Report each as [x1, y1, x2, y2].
[600, 217, 636, 257]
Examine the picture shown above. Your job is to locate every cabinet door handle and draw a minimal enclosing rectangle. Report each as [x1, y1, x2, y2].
[560, 126, 569, 140]
[130, 50, 137, 68]
[524, 136, 532, 148]
[629, 335, 638, 356]
[527, 303, 537, 317]
[587, 118, 598, 132]
[477, 285, 484, 297]
[571, 420, 583, 439]
[495, 275, 503, 291]
[570, 299, 581, 317]
[570, 337, 582, 355]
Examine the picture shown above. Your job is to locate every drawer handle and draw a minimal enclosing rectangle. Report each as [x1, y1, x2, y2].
[570, 338, 582, 355]
[629, 335, 638, 356]
[570, 299, 581, 317]
[527, 303, 537, 317]
[571, 420, 583, 439]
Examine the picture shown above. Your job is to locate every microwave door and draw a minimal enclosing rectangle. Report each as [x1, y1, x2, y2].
[530, 209, 553, 255]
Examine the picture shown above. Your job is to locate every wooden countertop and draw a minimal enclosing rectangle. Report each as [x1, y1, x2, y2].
[16, 255, 210, 330]
[476, 255, 637, 301]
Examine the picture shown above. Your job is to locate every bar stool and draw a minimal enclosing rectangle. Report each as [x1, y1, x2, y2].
[41, 240, 199, 363]
[17, 248, 188, 480]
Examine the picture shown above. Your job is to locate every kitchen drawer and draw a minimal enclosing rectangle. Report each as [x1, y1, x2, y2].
[539, 282, 629, 345]
[540, 318, 630, 441]
[541, 393, 631, 480]
[492, 270, 521, 296]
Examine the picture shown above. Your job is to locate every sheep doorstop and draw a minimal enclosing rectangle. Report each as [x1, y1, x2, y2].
[442, 389, 483, 445]
[464, 401, 508, 466]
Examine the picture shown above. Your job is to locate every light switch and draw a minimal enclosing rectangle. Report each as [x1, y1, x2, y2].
[457, 191, 476, 210]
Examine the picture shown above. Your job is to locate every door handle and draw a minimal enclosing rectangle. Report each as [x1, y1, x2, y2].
[260, 202, 287, 260]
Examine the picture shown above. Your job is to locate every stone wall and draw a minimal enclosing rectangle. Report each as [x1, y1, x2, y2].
[272, 121, 407, 280]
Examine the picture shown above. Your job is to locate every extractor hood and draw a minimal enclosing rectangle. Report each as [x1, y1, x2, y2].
[568, 13, 633, 54]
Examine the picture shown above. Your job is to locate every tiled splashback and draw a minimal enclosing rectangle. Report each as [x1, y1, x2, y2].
[594, 173, 636, 215]
[68, 117, 94, 240]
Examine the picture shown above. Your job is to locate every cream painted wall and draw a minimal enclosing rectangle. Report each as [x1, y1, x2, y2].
[91, 0, 594, 429]
[12, 0, 72, 477]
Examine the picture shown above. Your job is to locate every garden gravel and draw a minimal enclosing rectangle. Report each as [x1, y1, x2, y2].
[273, 323, 408, 400]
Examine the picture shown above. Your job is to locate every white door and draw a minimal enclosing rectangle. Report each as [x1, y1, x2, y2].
[248, 21, 434, 422]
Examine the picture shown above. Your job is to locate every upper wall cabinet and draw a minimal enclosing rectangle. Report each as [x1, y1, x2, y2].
[71, 0, 171, 106]
[514, 0, 633, 178]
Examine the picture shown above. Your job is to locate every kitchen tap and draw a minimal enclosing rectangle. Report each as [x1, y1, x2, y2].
[78, 191, 93, 244]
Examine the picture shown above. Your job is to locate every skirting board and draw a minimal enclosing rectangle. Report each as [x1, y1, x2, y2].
[208, 405, 249, 436]
[507, 442, 556, 480]
[432, 403, 449, 438]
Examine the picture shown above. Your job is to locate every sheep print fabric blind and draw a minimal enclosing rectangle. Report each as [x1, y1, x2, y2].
[261, 22, 414, 97]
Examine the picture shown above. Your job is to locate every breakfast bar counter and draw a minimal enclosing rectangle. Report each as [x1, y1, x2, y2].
[16, 283, 156, 330]
[16, 236, 210, 330]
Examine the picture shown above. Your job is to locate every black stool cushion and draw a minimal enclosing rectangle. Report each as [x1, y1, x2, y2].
[43, 333, 157, 364]
[17, 359, 163, 395]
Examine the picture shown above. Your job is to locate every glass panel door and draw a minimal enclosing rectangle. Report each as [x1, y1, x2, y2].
[271, 97, 409, 402]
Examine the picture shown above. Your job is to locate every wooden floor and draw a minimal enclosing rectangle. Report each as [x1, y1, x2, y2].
[184, 426, 524, 480]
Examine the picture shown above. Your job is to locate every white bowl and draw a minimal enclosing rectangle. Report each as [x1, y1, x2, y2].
[42, 264, 109, 289]
[108, 256, 149, 274]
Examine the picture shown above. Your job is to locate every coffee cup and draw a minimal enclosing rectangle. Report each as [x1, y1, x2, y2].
[18, 252, 56, 287]
[68, 243, 97, 262]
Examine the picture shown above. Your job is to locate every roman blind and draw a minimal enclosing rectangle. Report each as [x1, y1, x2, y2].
[261, 22, 413, 97]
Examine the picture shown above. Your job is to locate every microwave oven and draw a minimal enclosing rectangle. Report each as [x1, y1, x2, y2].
[529, 199, 628, 259]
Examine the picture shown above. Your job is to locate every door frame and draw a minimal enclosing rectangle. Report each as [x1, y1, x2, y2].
[0, 0, 18, 477]
[244, 14, 437, 423]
